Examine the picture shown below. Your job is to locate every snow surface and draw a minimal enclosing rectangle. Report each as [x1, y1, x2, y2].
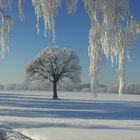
[0, 128, 32, 140]
[0, 91, 140, 140]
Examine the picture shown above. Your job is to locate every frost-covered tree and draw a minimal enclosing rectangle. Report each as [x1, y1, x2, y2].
[25, 46, 81, 99]
[1, 0, 140, 96]
[83, 0, 140, 96]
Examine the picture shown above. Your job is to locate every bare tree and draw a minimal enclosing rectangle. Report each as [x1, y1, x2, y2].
[25, 46, 81, 99]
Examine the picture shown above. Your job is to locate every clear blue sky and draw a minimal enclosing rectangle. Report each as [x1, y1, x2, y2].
[0, 0, 140, 87]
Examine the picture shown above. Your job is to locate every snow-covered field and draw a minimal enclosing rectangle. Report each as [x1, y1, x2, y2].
[0, 91, 140, 140]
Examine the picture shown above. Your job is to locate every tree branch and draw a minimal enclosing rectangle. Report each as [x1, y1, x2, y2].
[0, 9, 4, 17]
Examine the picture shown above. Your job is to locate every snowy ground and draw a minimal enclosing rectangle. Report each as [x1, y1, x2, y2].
[0, 91, 140, 140]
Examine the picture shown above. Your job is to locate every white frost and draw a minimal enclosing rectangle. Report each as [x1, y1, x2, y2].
[32, 0, 61, 41]
[84, 0, 139, 96]
[66, 0, 78, 14]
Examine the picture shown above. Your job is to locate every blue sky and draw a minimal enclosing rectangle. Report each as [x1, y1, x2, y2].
[0, 0, 140, 87]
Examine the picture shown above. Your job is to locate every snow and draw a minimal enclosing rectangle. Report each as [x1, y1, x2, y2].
[0, 128, 32, 140]
[0, 91, 140, 140]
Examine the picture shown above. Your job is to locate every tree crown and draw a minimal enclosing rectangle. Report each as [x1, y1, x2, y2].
[25, 46, 81, 84]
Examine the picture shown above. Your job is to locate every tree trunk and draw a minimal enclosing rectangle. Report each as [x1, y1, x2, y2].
[118, 48, 125, 96]
[53, 81, 58, 99]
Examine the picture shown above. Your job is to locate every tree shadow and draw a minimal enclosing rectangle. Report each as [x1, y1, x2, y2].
[0, 91, 140, 130]
[0, 92, 140, 120]
[1, 121, 139, 130]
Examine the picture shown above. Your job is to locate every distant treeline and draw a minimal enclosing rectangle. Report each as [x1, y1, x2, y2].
[0, 81, 107, 93]
[0, 82, 140, 94]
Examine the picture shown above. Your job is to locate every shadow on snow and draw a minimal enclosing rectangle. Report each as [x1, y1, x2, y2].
[0, 92, 139, 120]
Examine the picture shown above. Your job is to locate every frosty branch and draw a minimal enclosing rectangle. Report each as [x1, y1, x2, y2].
[0, 8, 14, 58]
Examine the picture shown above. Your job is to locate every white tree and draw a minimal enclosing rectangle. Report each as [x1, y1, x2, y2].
[1, 0, 140, 96]
[25, 46, 81, 99]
